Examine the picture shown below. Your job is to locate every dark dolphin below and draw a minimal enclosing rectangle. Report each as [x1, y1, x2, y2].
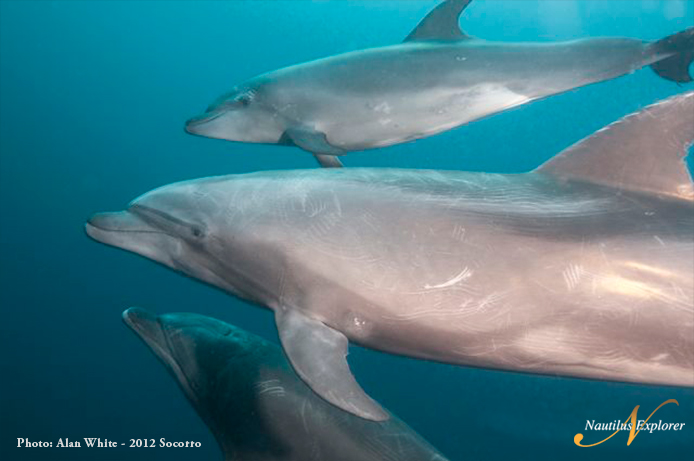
[122, 307, 450, 461]
[185, 0, 694, 167]
[89, 92, 694, 421]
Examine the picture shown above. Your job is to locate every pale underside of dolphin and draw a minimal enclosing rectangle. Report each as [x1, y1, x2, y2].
[185, 0, 694, 167]
[89, 91, 694, 420]
[122, 307, 449, 461]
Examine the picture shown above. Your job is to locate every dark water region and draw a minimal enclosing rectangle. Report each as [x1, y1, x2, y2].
[1, 1, 693, 460]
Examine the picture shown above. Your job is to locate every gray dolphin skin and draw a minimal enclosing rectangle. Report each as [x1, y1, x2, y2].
[122, 307, 449, 461]
[88, 92, 694, 421]
[184, 0, 694, 167]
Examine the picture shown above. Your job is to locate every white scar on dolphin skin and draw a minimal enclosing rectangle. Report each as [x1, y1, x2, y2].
[122, 308, 451, 461]
[184, 0, 694, 167]
[423, 267, 473, 290]
[89, 92, 694, 420]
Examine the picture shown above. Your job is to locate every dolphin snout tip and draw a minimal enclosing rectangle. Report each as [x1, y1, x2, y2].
[84, 210, 159, 246]
[122, 308, 172, 363]
[122, 307, 159, 334]
[85, 212, 112, 229]
[84, 212, 123, 238]
[184, 109, 225, 135]
[184, 116, 206, 135]
[84, 212, 113, 241]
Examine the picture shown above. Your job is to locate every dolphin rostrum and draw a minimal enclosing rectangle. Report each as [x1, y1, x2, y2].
[122, 307, 450, 461]
[185, 0, 694, 167]
[89, 92, 694, 421]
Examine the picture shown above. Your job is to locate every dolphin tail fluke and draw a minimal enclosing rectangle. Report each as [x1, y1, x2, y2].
[650, 28, 694, 83]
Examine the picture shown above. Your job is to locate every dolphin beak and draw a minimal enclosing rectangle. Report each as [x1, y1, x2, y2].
[122, 307, 198, 401]
[85, 210, 160, 244]
[86, 211, 153, 233]
[184, 110, 225, 135]
[85, 210, 176, 267]
[122, 307, 170, 356]
[123, 308, 181, 378]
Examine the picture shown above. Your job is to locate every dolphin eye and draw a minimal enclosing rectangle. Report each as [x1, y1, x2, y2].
[237, 94, 252, 107]
[190, 226, 205, 238]
[223, 94, 252, 109]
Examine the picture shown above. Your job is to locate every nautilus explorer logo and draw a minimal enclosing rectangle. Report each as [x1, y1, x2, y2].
[574, 399, 685, 447]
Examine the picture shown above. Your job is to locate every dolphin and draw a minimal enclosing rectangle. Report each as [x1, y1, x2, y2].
[89, 92, 694, 421]
[122, 307, 449, 461]
[184, 0, 694, 167]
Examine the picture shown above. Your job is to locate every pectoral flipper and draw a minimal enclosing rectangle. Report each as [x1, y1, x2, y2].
[275, 307, 388, 421]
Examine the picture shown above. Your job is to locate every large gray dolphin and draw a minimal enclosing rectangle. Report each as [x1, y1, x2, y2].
[89, 92, 694, 421]
[185, 0, 694, 167]
[122, 307, 449, 461]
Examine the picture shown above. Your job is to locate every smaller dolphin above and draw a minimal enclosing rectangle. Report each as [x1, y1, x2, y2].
[89, 91, 694, 421]
[122, 307, 450, 461]
[185, 0, 694, 167]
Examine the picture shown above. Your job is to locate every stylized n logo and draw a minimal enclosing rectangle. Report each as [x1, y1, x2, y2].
[574, 399, 679, 447]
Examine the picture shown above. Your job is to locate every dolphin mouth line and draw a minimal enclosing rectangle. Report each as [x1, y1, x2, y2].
[87, 222, 162, 235]
[123, 309, 179, 374]
[85, 212, 164, 235]
[122, 309, 175, 368]
[84, 208, 172, 247]
[123, 308, 199, 402]
[86, 205, 188, 237]
[185, 110, 224, 128]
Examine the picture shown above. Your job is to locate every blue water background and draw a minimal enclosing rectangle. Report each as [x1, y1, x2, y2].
[1, 1, 693, 460]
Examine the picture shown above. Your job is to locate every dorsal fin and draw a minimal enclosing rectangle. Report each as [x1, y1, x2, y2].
[404, 0, 473, 42]
[536, 92, 694, 202]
